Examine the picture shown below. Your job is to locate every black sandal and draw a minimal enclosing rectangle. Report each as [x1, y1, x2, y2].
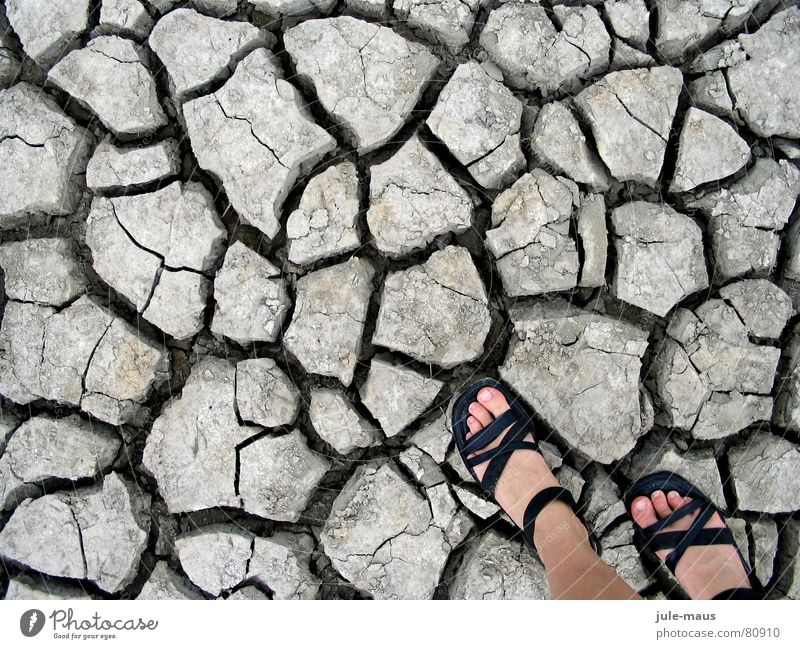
[450, 377, 600, 554]
[624, 471, 766, 600]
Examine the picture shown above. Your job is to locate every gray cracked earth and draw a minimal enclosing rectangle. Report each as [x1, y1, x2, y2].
[1, 0, 800, 601]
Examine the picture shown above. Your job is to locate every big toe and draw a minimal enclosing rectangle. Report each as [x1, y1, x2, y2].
[476, 386, 511, 417]
[631, 496, 658, 529]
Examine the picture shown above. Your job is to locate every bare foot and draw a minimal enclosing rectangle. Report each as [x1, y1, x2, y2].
[630, 490, 751, 599]
[465, 386, 583, 548]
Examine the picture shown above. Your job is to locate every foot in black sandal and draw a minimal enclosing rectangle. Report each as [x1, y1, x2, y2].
[450, 378, 598, 553]
[625, 472, 764, 600]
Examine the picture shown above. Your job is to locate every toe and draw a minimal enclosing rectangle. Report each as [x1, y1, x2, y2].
[468, 402, 493, 427]
[466, 416, 481, 436]
[477, 386, 512, 418]
[666, 490, 685, 511]
[651, 490, 673, 518]
[631, 496, 658, 529]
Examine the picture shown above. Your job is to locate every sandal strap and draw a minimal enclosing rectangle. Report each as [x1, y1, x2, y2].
[462, 409, 518, 454]
[645, 526, 734, 553]
[466, 439, 540, 468]
[522, 486, 576, 549]
[643, 498, 704, 534]
[480, 417, 533, 495]
[665, 502, 716, 573]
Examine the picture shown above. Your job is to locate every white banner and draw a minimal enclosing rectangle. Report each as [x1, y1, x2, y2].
[0, 599, 797, 648]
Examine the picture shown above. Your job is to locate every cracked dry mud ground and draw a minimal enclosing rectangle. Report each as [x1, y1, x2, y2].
[1, 0, 800, 602]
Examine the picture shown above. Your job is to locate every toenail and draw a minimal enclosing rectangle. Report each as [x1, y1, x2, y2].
[651, 491, 663, 499]
[668, 491, 679, 499]
[478, 389, 491, 402]
[634, 498, 648, 511]
[467, 416, 476, 426]
[468, 402, 479, 413]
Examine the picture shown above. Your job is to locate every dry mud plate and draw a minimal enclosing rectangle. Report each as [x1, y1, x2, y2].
[1, 0, 800, 601]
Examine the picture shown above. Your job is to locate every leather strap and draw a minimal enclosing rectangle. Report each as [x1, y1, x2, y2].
[665, 503, 716, 573]
[642, 499, 704, 535]
[462, 409, 518, 454]
[641, 499, 747, 581]
[480, 417, 537, 495]
[467, 439, 540, 468]
[645, 526, 734, 552]
[522, 486, 576, 549]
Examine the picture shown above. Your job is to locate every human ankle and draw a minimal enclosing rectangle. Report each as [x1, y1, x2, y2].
[533, 502, 590, 554]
